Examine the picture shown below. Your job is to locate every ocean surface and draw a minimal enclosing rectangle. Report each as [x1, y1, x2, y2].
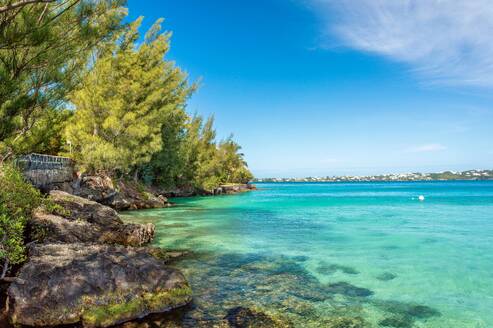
[122, 181, 493, 327]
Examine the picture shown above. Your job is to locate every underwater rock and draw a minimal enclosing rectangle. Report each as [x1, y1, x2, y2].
[379, 315, 413, 328]
[382, 245, 400, 250]
[114, 304, 196, 328]
[224, 307, 277, 328]
[291, 255, 309, 262]
[280, 296, 318, 317]
[326, 282, 374, 297]
[238, 257, 330, 302]
[141, 252, 379, 327]
[406, 305, 441, 318]
[372, 299, 441, 326]
[7, 243, 192, 327]
[162, 253, 323, 325]
[324, 316, 367, 328]
[376, 272, 397, 281]
[145, 247, 191, 263]
[161, 222, 191, 228]
[316, 262, 359, 275]
[376, 300, 440, 319]
[287, 280, 330, 302]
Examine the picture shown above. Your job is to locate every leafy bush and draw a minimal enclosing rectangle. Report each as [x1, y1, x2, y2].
[0, 164, 42, 278]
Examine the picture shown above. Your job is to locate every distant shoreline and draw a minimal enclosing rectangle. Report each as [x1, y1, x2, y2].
[254, 179, 493, 183]
[253, 169, 493, 183]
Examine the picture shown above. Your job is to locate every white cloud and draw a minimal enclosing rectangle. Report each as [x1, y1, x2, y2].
[406, 143, 447, 153]
[311, 0, 493, 87]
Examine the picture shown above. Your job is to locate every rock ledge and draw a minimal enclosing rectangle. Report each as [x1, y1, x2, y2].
[7, 244, 192, 327]
[29, 191, 154, 246]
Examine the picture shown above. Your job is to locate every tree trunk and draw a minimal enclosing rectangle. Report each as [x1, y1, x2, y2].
[0, 148, 13, 165]
[1, 258, 9, 280]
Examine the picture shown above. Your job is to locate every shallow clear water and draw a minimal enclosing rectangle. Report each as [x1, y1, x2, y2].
[122, 181, 493, 327]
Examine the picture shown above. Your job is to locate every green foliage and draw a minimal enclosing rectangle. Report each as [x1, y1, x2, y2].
[217, 137, 254, 184]
[12, 108, 73, 155]
[149, 109, 189, 187]
[66, 18, 193, 174]
[152, 114, 253, 191]
[0, 164, 42, 275]
[0, 2, 253, 194]
[29, 222, 50, 245]
[187, 116, 253, 190]
[192, 116, 222, 190]
[43, 201, 70, 218]
[0, 0, 126, 160]
[0, 213, 25, 268]
[63, 16, 252, 188]
[0, 164, 42, 219]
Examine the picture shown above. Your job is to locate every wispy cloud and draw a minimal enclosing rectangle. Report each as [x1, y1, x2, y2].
[406, 143, 447, 153]
[311, 0, 493, 87]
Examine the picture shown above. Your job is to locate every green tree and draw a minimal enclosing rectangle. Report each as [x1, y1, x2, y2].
[0, 164, 42, 280]
[149, 108, 189, 187]
[173, 114, 203, 188]
[66, 18, 193, 177]
[194, 116, 221, 190]
[13, 108, 72, 155]
[0, 0, 126, 161]
[217, 137, 253, 184]
[151, 113, 253, 191]
[169, 115, 253, 191]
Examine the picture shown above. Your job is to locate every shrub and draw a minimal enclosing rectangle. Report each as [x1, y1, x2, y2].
[0, 164, 42, 278]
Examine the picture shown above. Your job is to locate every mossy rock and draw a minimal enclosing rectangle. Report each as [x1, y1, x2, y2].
[7, 244, 192, 327]
[82, 287, 193, 327]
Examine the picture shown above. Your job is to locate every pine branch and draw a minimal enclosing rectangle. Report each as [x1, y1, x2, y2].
[0, 0, 56, 14]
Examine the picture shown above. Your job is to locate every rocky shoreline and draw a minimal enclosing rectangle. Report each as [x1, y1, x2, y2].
[1, 157, 256, 327]
[16, 153, 255, 211]
[3, 190, 191, 327]
[8, 244, 192, 327]
[69, 174, 256, 210]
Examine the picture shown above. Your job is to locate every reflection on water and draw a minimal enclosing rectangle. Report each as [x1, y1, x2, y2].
[121, 182, 493, 327]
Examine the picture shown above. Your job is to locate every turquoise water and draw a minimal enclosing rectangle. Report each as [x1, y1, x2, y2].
[122, 181, 493, 327]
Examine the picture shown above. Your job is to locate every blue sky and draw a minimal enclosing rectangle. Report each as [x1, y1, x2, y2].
[127, 0, 493, 177]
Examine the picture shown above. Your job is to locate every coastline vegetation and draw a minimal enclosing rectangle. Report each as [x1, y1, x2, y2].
[0, 0, 252, 191]
[0, 0, 252, 284]
[0, 164, 42, 280]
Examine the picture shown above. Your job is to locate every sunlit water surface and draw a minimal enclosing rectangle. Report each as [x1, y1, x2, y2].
[122, 182, 493, 327]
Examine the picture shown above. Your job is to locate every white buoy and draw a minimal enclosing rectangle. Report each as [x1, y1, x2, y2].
[418, 195, 425, 201]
